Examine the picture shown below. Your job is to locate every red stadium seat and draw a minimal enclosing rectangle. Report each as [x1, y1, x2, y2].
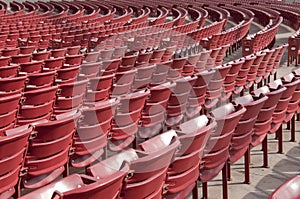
[43, 57, 64, 71]
[0, 76, 27, 97]
[150, 61, 171, 86]
[25, 71, 56, 91]
[0, 94, 21, 135]
[64, 54, 84, 66]
[229, 93, 268, 183]
[55, 66, 80, 85]
[111, 69, 137, 96]
[268, 78, 298, 153]
[0, 64, 19, 78]
[89, 130, 179, 199]
[84, 74, 114, 104]
[139, 82, 175, 139]
[21, 111, 81, 189]
[119, 54, 138, 72]
[222, 60, 244, 101]
[51, 48, 67, 58]
[84, 51, 100, 63]
[20, 163, 129, 199]
[135, 51, 153, 67]
[17, 86, 58, 125]
[0, 56, 11, 66]
[67, 45, 81, 55]
[19, 46, 36, 54]
[282, 73, 300, 142]
[166, 76, 197, 127]
[78, 62, 101, 79]
[187, 70, 215, 118]
[205, 64, 231, 109]
[109, 90, 150, 151]
[2, 48, 19, 56]
[54, 80, 88, 114]
[32, 51, 50, 61]
[200, 103, 246, 199]
[11, 54, 31, 64]
[252, 85, 286, 168]
[234, 55, 255, 95]
[100, 58, 121, 75]
[19, 61, 44, 74]
[165, 115, 216, 199]
[132, 64, 155, 91]
[71, 98, 119, 168]
[0, 125, 32, 198]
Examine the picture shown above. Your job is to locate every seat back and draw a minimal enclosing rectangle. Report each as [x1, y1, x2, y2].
[22, 86, 58, 106]
[0, 76, 27, 97]
[43, 57, 64, 70]
[79, 98, 119, 126]
[251, 86, 286, 146]
[19, 174, 84, 199]
[0, 125, 32, 195]
[79, 62, 101, 77]
[230, 94, 268, 162]
[166, 76, 197, 126]
[224, 59, 244, 85]
[0, 93, 21, 132]
[166, 116, 216, 186]
[282, 73, 300, 120]
[205, 65, 231, 108]
[25, 71, 56, 91]
[150, 61, 171, 86]
[56, 66, 80, 84]
[178, 115, 216, 156]
[132, 64, 155, 91]
[110, 90, 150, 150]
[22, 112, 80, 188]
[85, 74, 115, 104]
[72, 99, 119, 168]
[101, 58, 121, 75]
[135, 51, 153, 66]
[32, 51, 50, 61]
[65, 54, 84, 66]
[55, 165, 129, 199]
[116, 131, 177, 180]
[0, 65, 19, 78]
[57, 80, 88, 98]
[121, 168, 167, 199]
[200, 104, 245, 182]
[21, 164, 129, 199]
[111, 69, 137, 96]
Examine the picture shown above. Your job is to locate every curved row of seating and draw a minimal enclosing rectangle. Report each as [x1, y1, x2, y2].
[0, 40, 291, 197]
[0, 1, 299, 199]
[1, 64, 299, 198]
[241, 7, 282, 56]
[200, 5, 253, 52]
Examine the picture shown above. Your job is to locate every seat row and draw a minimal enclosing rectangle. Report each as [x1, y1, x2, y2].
[242, 11, 282, 56]
[200, 6, 252, 51]
[0, 43, 288, 131]
[2, 65, 300, 198]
